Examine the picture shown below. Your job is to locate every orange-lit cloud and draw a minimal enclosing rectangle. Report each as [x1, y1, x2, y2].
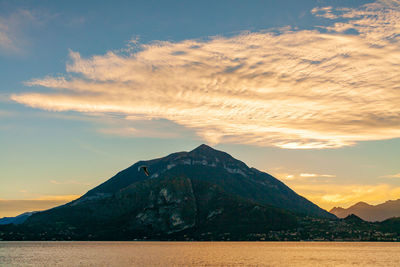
[300, 173, 335, 178]
[311, 6, 339, 19]
[285, 175, 295, 180]
[11, 1, 400, 149]
[381, 173, 400, 178]
[277, 172, 336, 181]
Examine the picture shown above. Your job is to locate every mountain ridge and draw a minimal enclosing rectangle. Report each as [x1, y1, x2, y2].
[330, 199, 400, 222]
[0, 212, 37, 225]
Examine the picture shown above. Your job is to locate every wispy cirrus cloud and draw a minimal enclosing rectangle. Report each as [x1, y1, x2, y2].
[380, 173, 400, 178]
[300, 173, 336, 178]
[11, 0, 400, 149]
[0, 8, 53, 53]
[0, 22, 14, 51]
[0, 9, 34, 52]
[278, 172, 335, 181]
[311, 6, 339, 19]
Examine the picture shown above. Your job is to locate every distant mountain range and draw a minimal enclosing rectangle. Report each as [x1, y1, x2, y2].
[330, 200, 400, 222]
[1, 144, 335, 240]
[0, 212, 37, 225]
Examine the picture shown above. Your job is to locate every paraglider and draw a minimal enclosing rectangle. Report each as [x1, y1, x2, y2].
[138, 165, 150, 176]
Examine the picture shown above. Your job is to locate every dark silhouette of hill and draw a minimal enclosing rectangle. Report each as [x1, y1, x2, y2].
[0, 212, 37, 225]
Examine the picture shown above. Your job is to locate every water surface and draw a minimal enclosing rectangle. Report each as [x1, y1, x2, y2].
[1, 241, 399, 266]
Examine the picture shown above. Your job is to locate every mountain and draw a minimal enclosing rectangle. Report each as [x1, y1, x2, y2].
[80, 144, 333, 218]
[330, 199, 400, 222]
[0, 212, 37, 225]
[15, 144, 333, 240]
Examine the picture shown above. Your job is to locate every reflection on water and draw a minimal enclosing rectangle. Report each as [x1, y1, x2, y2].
[1, 242, 400, 266]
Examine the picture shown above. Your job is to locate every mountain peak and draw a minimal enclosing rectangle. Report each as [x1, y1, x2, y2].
[352, 201, 372, 208]
[344, 214, 364, 222]
[188, 144, 239, 164]
[189, 144, 225, 157]
[191, 144, 216, 153]
[329, 206, 344, 212]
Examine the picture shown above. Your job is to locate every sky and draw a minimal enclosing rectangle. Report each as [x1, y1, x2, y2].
[1, 0, 400, 217]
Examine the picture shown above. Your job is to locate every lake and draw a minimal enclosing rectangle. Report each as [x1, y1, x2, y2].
[1, 242, 400, 266]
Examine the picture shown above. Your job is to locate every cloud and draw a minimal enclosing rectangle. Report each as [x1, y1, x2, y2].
[300, 173, 336, 178]
[285, 175, 295, 180]
[274, 172, 336, 182]
[0, 23, 14, 51]
[0, 9, 51, 53]
[11, 1, 400, 149]
[97, 127, 138, 137]
[380, 173, 400, 178]
[311, 6, 339, 19]
[0, 10, 28, 52]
